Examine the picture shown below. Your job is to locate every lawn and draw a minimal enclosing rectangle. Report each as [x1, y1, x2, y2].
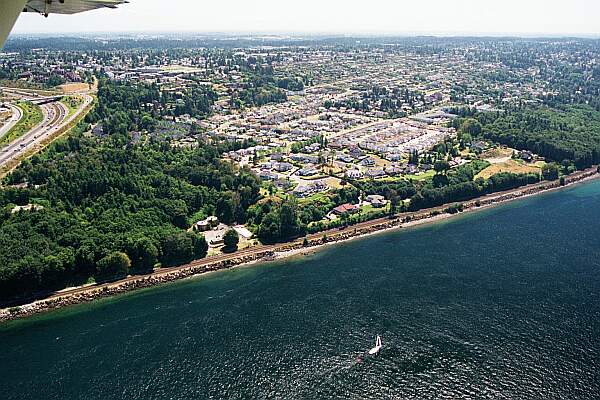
[405, 170, 436, 181]
[362, 170, 436, 183]
[0, 101, 43, 147]
[358, 203, 384, 216]
[299, 191, 331, 204]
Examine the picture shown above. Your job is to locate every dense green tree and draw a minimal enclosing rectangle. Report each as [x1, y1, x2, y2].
[96, 252, 131, 280]
[434, 160, 451, 174]
[161, 232, 195, 266]
[192, 233, 209, 259]
[257, 212, 281, 243]
[460, 118, 482, 136]
[279, 201, 301, 239]
[476, 105, 600, 168]
[130, 238, 159, 272]
[223, 229, 240, 252]
[542, 163, 560, 181]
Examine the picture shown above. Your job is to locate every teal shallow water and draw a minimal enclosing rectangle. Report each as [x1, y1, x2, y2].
[1, 181, 600, 399]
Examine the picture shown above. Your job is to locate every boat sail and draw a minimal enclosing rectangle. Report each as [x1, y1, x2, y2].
[368, 335, 382, 355]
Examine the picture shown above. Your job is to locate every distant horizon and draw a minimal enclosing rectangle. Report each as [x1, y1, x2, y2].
[7, 30, 600, 40]
[10, 0, 600, 38]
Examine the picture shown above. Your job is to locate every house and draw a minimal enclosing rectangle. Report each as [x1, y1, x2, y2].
[471, 141, 487, 153]
[406, 164, 419, 174]
[304, 143, 321, 153]
[259, 171, 278, 181]
[345, 169, 364, 179]
[366, 194, 385, 203]
[290, 154, 319, 164]
[11, 204, 44, 214]
[371, 199, 387, 208]
[194, 216, 219, 231]
[337, 154, 354, 163]
[292, 181, 328, 198]
[297, 167, 319, 177]
[385, 166, 402, 176]
[520, 150, 534, 162]
[292, 185, 311, 198]
[274, 162, 293, 172]
[195, 220, 210, 231]
[274, 178, 293, 189]
[332, 203, 360, 215]
[366, 194, 387, 208]
[233, 225, 253, 239]
[359, 157, 375, 167]
[366, 169, 386, 179]
[92, 124, 106, 136]
[349, 146, 364, 158]
[386, 153, 402, 162]
[206, 216, 219, 227]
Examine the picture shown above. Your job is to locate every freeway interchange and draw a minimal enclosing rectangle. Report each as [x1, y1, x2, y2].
[0, 90, 93, 171]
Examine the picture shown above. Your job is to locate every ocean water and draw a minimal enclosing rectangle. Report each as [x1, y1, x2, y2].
[1, 181, 600, 399]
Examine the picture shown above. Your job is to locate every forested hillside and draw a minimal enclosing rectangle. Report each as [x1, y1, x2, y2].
[476, 105, 600, 168]
[0, 82, 261, 302]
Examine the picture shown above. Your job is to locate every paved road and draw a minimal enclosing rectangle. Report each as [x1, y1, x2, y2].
[0, 94, 93, 169]
[0, 103, 23, 140]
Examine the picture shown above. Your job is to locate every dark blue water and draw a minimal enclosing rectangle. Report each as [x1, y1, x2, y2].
[2, 181, 600, 399]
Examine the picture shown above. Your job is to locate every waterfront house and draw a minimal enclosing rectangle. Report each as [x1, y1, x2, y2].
[332, 203, 359, 215]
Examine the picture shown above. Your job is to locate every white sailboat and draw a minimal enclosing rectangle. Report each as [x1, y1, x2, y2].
[368, 335, 382, 355]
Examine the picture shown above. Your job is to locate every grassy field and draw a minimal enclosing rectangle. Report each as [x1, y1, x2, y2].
[0, 101, 43, 147]
[61, 95, 84, 118]
[476, 159, 542, 179]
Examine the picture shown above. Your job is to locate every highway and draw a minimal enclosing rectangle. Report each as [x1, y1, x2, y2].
[0, 103, 23, 140]
[0, 94, 93, 170]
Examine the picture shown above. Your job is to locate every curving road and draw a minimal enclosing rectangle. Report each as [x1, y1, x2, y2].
[0, 94, 93, 169]
[0, 103, 23, 140]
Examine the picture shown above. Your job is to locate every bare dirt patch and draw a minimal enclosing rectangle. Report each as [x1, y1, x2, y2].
[58, 83, 91, 94]
[482, 147, 515, 164]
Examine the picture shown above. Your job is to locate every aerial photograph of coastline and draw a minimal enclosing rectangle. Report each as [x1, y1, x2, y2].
[0, 0, 599, 399]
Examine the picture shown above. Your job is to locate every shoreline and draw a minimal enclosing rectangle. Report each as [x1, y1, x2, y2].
[271, 170, 598, 261]
[1, 167, 598, 323]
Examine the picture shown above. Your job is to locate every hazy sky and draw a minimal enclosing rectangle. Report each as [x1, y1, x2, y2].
[11, 0, 600, 36]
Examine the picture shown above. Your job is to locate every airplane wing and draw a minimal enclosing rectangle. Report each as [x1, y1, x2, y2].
[1, 0, 128, 48]
[23, 0, 128, 15]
